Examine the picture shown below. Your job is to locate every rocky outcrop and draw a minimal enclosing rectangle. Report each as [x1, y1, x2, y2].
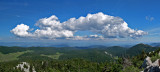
[16, 62, 36, 72]
[140, 57, 160, 72]
[122, 58, 132, 69]
[104, 51, 112, 57]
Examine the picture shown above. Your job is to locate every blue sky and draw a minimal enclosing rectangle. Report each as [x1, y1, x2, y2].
[0, 0, 160, 46]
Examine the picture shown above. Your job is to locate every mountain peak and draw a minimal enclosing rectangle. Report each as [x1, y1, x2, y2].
[133, 43, 152, 48]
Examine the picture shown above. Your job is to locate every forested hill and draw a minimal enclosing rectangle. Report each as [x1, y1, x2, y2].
[0, 43, 159, 62]
[126, 43, 159, 56]
[0, 43, 160, 72]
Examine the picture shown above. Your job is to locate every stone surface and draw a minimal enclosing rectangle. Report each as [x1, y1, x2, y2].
[141, 57, 160, 72]
[16, 62, 36, 72]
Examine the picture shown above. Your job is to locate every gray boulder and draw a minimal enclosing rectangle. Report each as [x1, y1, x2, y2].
[141, 57, 160, 72]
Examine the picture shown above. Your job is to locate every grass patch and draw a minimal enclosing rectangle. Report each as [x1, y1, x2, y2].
[41, 52, 63, 59]
[0, 50, 33, 62]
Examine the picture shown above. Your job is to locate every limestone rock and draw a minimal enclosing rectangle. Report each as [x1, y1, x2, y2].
[141, 57, 160, 72]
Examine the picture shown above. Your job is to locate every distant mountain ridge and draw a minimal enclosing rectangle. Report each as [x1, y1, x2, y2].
[0, 43, 158, 61]
[150, 43, 160, 47]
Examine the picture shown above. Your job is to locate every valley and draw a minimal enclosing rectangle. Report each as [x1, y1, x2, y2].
[0, 43, 160, 72]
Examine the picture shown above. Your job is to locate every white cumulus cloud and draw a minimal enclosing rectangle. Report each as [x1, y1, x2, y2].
[11, 24, 32, 37]
[11, 12, 147, 40]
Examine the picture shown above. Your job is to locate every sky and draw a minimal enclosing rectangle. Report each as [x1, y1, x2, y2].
[0, 0, 160, 46]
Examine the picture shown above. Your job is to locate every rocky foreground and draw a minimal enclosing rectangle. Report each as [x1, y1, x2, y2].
[140, 51, 160, 72]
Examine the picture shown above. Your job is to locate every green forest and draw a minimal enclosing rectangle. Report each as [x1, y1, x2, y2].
[0, 43, 160, 72]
